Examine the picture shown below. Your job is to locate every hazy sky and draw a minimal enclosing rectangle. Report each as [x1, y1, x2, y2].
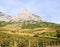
[0, 0, 60, 23]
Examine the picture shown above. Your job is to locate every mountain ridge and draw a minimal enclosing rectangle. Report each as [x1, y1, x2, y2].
[0, 9, 42, 22]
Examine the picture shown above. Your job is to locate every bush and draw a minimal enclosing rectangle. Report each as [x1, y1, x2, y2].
[34, 34, 39, 37]
[0, 21, 7, 27]
[56, 30, 60, 38]
[40, 32, 56, 37]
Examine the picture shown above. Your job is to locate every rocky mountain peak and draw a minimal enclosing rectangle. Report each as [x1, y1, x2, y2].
[0, 10, 43, 22]
[20, 9, 29, 13]
[17, 9, 33, 17]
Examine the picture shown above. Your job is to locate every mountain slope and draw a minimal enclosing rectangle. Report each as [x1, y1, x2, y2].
[21, 22, 60, 29]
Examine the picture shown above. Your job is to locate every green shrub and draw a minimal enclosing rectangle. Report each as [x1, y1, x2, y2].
[34, 34, 39, 37]
[40, 32, 56, 37]
[0, 21, 7, 27]
[56, 30, 60, 38]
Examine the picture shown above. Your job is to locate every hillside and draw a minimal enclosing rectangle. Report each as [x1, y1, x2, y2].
[0, 21, 60, 37]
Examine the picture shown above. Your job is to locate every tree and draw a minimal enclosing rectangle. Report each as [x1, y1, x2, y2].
[56, 30, 60, 38]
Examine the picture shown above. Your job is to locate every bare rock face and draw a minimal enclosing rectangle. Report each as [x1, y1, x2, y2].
[0, 12, 12, 22]
[13, 9, 42, 22]
[0, 9, 43, 22]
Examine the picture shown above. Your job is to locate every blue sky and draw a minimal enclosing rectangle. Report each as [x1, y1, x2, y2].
[0, 0, 60, 23]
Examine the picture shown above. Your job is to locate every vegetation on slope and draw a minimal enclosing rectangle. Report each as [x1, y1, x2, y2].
[21, 22, 60, 29]
[0, 21, 7, 27]
[56, 30, 60, 38]
[0, 21, 60, 28]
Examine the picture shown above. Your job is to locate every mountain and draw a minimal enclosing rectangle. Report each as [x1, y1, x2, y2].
[0, 9, 43, 22]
